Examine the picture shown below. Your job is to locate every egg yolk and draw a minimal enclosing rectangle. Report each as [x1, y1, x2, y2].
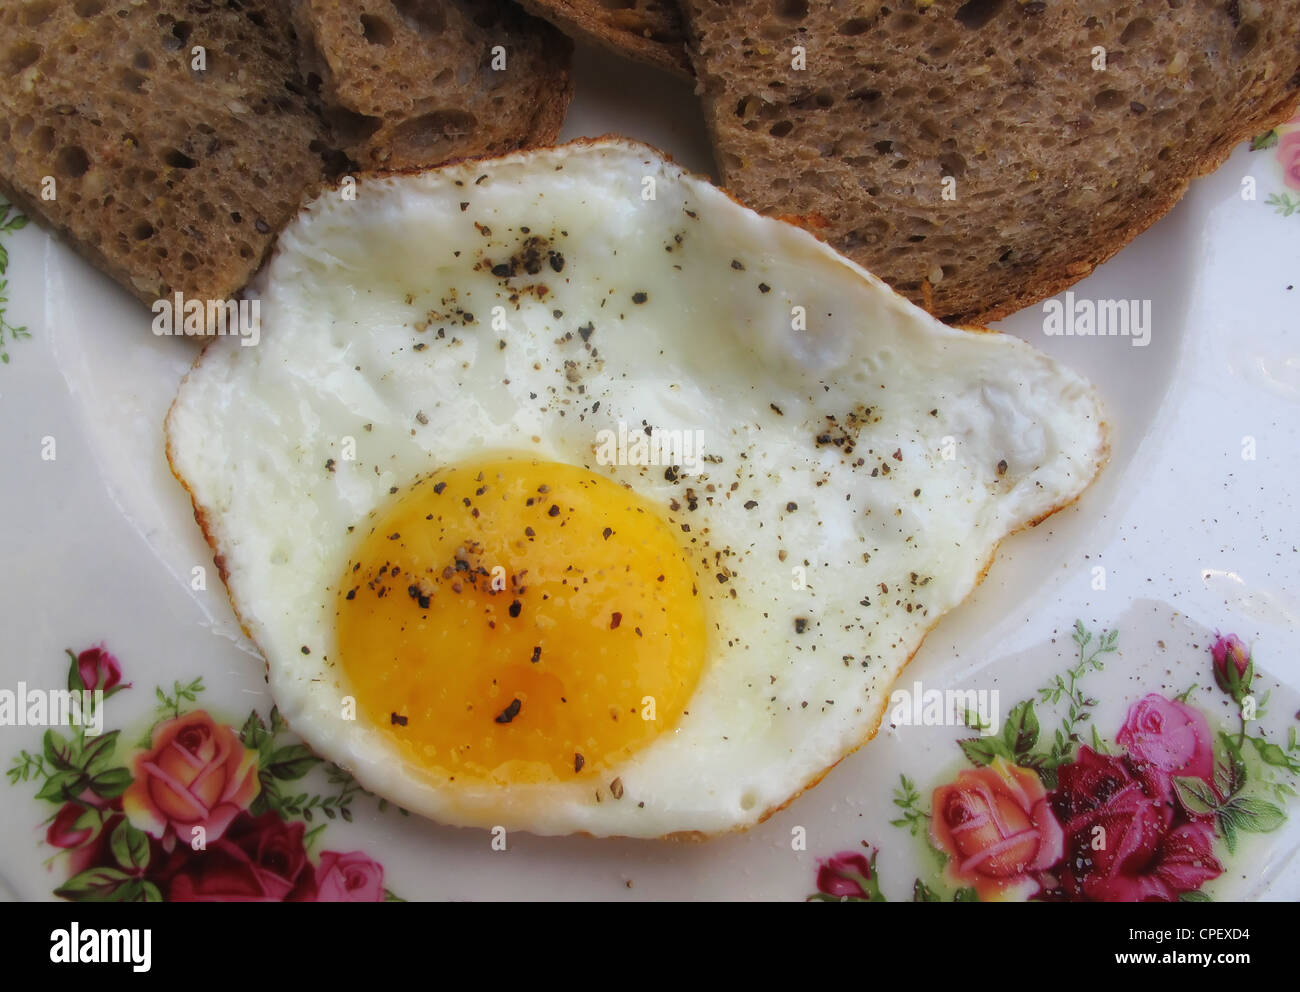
[335, 457, 707, 784]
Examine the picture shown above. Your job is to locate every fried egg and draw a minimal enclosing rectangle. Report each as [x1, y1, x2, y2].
[166, 138, 1107, 838]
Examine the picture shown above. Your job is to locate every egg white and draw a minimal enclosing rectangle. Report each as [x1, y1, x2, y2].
[166, 138, 1107, 838]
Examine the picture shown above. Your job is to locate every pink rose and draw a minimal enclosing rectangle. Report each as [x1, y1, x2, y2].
[75, 645, 125, 693]
[814, 851, 876, 900]
[1279, 131, 1300, 191]
[930, 757, 1065, 901]
[123, 711, 261, 842]
[1117, 694, 1213, 785]
[315, 851, 385, 902]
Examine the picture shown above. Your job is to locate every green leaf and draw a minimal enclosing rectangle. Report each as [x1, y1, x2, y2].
[80, 731, 120, 775]
[109, 819, 151, 871]
[952, 887, 979, 902]
[239, 710, 266, 749]
[1248, 735, 1300, 772]
[383, 888, 406, 902]
[959, 735, 1011, 767]
[1174, 683, 1198, 703]
[87, 766, 132, 799]
[268, 743, 319, 780]
[1228, 797, 1286, 834]
[1072, 620, 1090, 648]
[1173, 776, 1220, 817]
[1218, 811, 1238, 855]
[53, 866, 133, 902]
[36, 770, 87, 803]
[1251, 129, 1280, 151]
[270, 706, 288, 735]
[1090, 724, 1109, 754]
[42, 729, 78, 771]
[1180, 889, 1213, 902]
[1269, 193, 1300, 217]
[66, 650, 86, 693]
[139, 881, 163, 902]
[1215, 731, 1248, 797]
[303, 823, 327, 851]
[1002, 700, 1039, 758]
[4, 213, 27, 231]
[912, 879, 940, 902]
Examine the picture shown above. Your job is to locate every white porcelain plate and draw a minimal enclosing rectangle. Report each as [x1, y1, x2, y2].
[1, 44, 1297, 902]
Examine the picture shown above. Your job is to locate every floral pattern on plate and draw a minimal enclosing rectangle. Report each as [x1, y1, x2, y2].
[1252, 111, 1300, 214]
[811, 624, 1298, 902]
[8, 645, 399, 902]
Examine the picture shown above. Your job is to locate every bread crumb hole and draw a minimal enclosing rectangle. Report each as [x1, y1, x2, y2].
[55, 146, 89, 179]
[4, 42, 41, 75]
[118, 68, 147, 93]
[391, 110, 478, 150]
[163, 148, 197, 169]
[1232, 23, 1259, 57]
[393, 0, 447, 37]
[953, 0, 1003, 30]
[1119, 17, 1154, 45]
[773, 0, 808, 20]
[360, 14, 394, 46]
[1094, 89, 1126, 110]
[23, 1, 57, 26]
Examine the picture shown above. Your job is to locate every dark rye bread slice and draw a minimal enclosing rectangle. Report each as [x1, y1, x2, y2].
[516, 0, 692, 78]
[679, 0, 1300, 324]
[290, 0, 575, 172]
[0, 0, 337, 306]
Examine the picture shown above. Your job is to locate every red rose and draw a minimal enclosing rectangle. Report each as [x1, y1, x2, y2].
[930, 757, 1064, 900]
[76, 645, 125, 693]
[315, 851, 385, 902]
[47, 803, 96, 850]
[1117, 695, 1213, 785]
[1051, 747, 1219, 901]
[150, 811, 316, 902]
[48, 801, 128, 878]
[814, 851, 876, 900]
[123, 710, 260, 842]
[1211, 633, 1252, 701]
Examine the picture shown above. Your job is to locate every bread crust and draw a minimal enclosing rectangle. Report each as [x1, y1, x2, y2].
[291, 0, 575, 172]
[517, 0, 694, 78]
[678, 0, 1300, 325]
